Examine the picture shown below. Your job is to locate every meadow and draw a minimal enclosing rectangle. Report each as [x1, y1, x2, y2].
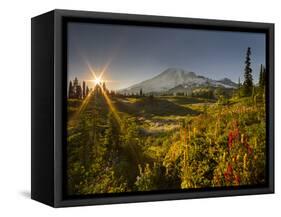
[66, 85, 266, 195]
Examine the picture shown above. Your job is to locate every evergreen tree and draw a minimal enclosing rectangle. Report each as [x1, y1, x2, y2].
[68, 81, 74, 98]
[259, 64, 266, 88]
[82, 81, 86, 99]
[86, 86, 90, 96]
[243, 47, 253, 95]
[77, 85, 82, 99]
[104, 112, 121, 163]
[263, 67, 266, 86]
[73, 77, 78, 92]
[140, 88, 143, 97]
[72, 77, 79, 98]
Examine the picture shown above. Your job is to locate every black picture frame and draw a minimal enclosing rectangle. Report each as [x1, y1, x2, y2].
[31, 9, 274, 207]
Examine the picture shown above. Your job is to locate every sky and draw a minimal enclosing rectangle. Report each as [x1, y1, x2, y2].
[67, 22, 266, 91]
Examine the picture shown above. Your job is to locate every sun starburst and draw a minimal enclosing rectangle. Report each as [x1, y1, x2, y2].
[92, 75, 103, 86]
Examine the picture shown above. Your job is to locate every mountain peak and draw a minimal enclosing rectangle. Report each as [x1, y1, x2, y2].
[219, 78, 232, 82]
[160, 68, 197, 77]
[119, 68, 237, 94]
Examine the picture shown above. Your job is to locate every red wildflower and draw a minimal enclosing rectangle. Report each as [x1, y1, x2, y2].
[233, 128, 239, 138]
[247, 147, 253, 155]
[234, 174, 241, 185]
[223, 172, 229, 182]
[224, 163, 233, 183]
[227, 163, 233, 174]
[244, 142, 253, 155]
[228, 128, 239, 150]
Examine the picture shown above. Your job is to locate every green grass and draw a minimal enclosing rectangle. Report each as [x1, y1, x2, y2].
[114, 96, 200, 118]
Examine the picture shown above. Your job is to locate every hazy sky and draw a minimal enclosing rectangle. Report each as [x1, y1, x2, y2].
[67, 22, 266, 90]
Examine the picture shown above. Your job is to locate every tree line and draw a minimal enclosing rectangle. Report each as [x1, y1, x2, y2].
[68, 77, 90, 99]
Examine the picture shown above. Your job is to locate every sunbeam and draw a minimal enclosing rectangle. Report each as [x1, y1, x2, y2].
[68, 88, 94, 123]
[100, 85, 122, 127]
[71, 60, 123, 132]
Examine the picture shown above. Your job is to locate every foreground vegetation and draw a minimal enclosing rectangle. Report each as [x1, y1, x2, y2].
[67, 86, 266, 195]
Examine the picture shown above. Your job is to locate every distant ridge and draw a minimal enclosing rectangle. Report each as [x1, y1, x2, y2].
[119, 68, 237, 94]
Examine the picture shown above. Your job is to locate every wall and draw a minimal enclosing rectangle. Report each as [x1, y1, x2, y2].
[0, 0, 279, 216]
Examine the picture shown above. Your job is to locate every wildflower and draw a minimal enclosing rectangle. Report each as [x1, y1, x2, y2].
[224, 163, 233, 183]
[247, 146, 253, 155]
[254, 137, 257, 149]
[236, 154, 240, 161]
[233, 128, 239, 138]
[244, 142, 253, 155]
[228, 131, 233, 149]
[222, 152, 226, 163]
[227, 163, 233, 174]
[228, 128, 239, 150]
[243, 153, 247, 171]
[241, 134, 244, 143]
[193, 127, 197, 137]
[234, 174, 241, 185]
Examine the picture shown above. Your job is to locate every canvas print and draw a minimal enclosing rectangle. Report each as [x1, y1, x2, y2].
[66, 22, 267, 196]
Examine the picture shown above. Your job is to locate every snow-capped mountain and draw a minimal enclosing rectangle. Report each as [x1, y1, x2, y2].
[119, 68, 237, 94]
